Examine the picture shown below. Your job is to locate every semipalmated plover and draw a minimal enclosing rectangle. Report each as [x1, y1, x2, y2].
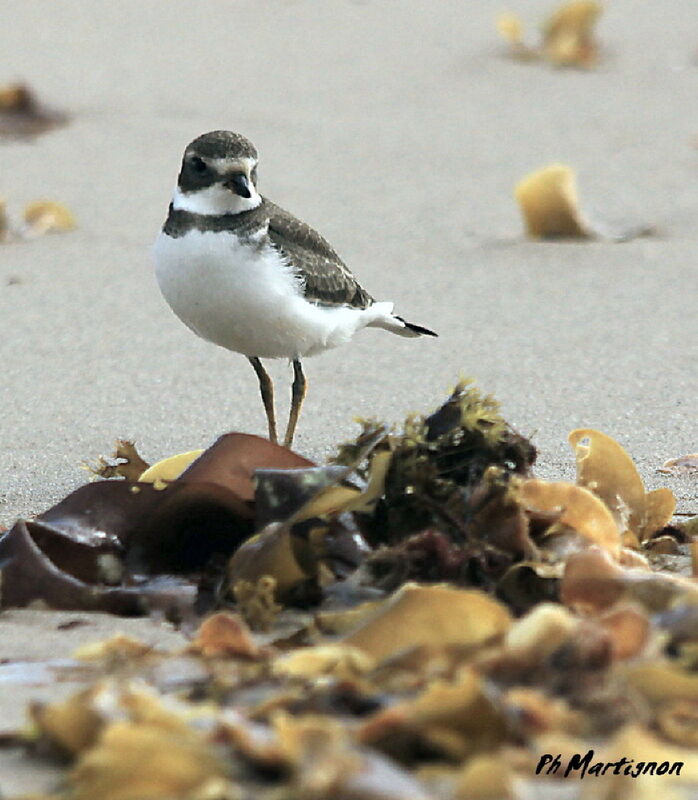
[154, 130, 436, 446]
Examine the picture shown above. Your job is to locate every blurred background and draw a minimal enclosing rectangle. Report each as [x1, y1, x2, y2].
[0, 0, 696, 524]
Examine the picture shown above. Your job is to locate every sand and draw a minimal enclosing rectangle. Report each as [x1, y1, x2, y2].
[0, 0, 696, 792]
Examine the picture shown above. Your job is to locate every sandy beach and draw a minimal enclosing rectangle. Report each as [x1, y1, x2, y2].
[0, 0, 696, 792]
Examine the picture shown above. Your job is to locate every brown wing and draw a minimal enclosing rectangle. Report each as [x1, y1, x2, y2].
[265, 200, 373, 308]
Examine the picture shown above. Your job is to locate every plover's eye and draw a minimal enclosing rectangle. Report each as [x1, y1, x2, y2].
[190, 156, 208, 174]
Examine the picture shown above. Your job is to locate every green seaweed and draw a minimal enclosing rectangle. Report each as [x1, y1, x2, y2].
[333, 380, 536, 547]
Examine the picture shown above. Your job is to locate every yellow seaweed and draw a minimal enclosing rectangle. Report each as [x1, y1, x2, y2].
[515, 164, 590, 239]
[505, 602, 577, 658]
[570, 428, 646, 531]
[343, 583, 511, 662]
[497, 1, 602, 68]
[543, 0, 603, 67]
[139, 450, 203, 488]
[517, 478, 621, 556]
[273, 644, 375, 681]
[569, 429, 676, 540]
[69, 721, 228, 800]
[189, 612, 260, 659]
[23, 200, 76, 234]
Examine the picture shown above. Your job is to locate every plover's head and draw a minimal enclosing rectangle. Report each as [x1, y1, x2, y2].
[172, 130, 261, 215]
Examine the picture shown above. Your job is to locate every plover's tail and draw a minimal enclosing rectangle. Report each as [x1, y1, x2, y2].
[394, 316, 438, 337]
[367, 301, 438, 338]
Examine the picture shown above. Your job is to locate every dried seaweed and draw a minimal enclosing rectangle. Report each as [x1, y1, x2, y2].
[659, 454, 698, 475]
[570, 428, 676, 541]
[348, 380, 535, 548]
[0, 196, 77, 243]
[0, 435, 319, 617]
[2, 380, 696, 799]
[186, 611, 262, 659]
[515, 164, 653, 241]
[87, 440, 151, 481]
[497, 1, 603, 69]
[233, 576, 283, 632]
[0, 83, 68, 139]
[22, 200, 76, 235]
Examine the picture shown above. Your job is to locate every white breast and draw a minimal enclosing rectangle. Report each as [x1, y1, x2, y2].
[153, 229, 377, 359]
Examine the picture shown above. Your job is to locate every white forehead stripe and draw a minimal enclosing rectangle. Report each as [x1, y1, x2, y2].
[208, 155, 257, 172]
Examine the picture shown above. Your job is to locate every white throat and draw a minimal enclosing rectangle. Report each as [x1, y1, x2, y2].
[172, 184, 262, 216]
